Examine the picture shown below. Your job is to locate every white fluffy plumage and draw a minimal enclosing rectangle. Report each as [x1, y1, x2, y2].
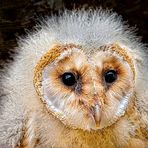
[0, 9, 148, 147]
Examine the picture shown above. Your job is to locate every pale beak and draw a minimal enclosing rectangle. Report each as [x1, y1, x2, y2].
[89, 102, 102, 127]
[81, 99, 102, 127]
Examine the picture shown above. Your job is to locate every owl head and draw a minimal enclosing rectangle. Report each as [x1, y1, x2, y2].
[34, 42, 135, 131]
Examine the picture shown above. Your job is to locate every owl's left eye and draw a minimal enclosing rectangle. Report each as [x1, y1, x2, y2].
[104, 70, 117, 84]
[61, 72, 76, 86]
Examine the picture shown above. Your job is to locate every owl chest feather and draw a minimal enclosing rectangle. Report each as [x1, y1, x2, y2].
[19, 106, 147, 148]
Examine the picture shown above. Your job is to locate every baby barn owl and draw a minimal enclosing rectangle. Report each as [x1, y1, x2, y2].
[0, 9, 148, 148]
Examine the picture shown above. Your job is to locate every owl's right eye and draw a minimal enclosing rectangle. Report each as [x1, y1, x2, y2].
[61, 72, 76, 86]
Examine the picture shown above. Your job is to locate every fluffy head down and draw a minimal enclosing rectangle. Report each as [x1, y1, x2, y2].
[1, 9, 148, 146]
[34, 43, 135, 131]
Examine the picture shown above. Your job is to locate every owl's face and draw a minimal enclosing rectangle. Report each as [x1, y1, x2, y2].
[34, 43, 135, 131]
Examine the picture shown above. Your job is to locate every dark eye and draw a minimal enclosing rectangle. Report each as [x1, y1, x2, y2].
[104, 70, 117, 84]
[61, 72, 76, 86]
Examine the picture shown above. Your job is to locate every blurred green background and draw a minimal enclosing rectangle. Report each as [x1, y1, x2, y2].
[0, 0, 148, 66]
